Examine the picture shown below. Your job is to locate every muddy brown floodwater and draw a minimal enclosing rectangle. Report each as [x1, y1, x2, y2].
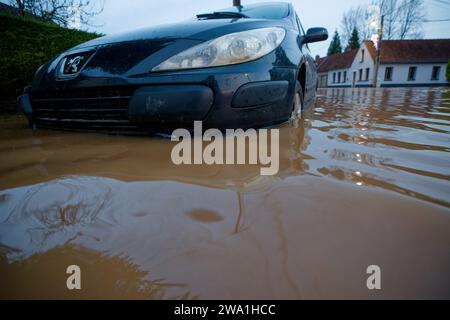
[0, 87, 449, 299]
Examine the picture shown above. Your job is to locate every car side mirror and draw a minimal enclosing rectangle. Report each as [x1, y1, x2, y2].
[304, 27, 328, 44]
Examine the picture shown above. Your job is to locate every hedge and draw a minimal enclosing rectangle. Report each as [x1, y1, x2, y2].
[0, 14, 100, 112]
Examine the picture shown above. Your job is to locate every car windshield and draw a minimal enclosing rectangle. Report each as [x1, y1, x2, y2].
[197, 3, 289, 20]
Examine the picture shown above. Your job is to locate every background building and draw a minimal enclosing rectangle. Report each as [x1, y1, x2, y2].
[317, 49, 358, 88]
[317, 39, 450, 88]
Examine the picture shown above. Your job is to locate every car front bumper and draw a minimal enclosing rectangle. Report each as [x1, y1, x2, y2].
[19, 59, 298, 134]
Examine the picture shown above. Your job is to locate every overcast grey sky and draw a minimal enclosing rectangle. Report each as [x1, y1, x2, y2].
[4, 0, 450, 56]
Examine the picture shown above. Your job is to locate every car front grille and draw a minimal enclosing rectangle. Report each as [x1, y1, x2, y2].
[31, 87, 145, 134]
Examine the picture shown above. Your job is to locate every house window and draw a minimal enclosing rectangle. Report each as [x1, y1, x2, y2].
[408, 66, 417, 81]
[333, 72, 336, 83]
[361, 49, 365, 63]
[343, 71, 347, 83]
[359, 69, 363, 81]
[431, 66, 441, 81]
[338, 72, 341, 83]
[384, 67, 393, 81]
[365, 68, 370, 81]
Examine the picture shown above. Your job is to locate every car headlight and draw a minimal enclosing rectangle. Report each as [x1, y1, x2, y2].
[152, 27, 286, 72]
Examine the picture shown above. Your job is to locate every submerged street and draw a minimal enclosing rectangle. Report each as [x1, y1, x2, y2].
[0, 87, 449, 299]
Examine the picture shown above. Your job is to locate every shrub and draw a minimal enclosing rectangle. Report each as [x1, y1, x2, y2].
[0, 14, 100, 112]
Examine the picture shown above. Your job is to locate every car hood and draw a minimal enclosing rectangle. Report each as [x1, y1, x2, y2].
[32, 18, 288, 90]
[73, 18, 285, 50]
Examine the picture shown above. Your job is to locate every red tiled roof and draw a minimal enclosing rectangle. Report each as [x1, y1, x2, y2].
[0, 2, 42, 19]
[0, 2, 20, 15]
[365, 39, 450, 64]
[317, 49, 358, 72]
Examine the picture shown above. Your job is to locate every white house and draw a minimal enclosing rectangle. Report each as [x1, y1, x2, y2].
[348, 41, 376, 87]
[317, 39, 450, 88]
[316, 49, 358, 88]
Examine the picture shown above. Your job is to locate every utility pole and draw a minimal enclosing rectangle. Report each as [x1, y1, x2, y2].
[372, 15, 384, 88]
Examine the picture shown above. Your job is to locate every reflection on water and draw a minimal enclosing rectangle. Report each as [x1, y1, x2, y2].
[310, 88, 450, 207]
[0, 88, 449, 299]
[0, 246, 196, 299]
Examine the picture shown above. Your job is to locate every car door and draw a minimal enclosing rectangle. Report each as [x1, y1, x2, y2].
[295, 14, 317, 104]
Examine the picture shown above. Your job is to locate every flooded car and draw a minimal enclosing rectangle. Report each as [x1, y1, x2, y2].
[17, 2, 327, 134]
[1, 87, 450, 299]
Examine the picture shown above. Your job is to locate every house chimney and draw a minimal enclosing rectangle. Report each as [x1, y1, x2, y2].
[233, 0, 241, 7]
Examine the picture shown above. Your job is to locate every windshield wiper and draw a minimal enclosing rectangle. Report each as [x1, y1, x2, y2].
[196, 11, 249, 20]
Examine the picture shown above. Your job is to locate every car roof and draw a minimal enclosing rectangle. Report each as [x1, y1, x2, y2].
[235, 2, 290, 9]
[211, 2, 292, 20]
[220, 2, 290, 11]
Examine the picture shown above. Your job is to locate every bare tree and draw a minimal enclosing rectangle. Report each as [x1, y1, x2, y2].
[9, 0, 104, 27]
[340, 0, 425, 42]
[397, 0, 425, 39]
[340, 5, 373, 45]
[12, 0, 26, 16]
[378, 0, 400, 40]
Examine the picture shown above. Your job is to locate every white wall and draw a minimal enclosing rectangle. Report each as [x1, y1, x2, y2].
[320, 41, 449, 88]
[327, 68, 350, 87]
[378, 63, 448, 86]
[349, 42, 375, 87]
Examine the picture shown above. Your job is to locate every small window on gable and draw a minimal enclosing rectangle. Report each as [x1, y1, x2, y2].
[361, 49, 365, 63]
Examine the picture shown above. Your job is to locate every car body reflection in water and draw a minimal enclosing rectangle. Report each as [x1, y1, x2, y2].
[0, 88, 449, 299]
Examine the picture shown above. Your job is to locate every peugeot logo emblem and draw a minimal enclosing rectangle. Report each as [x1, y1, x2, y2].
[61, 51, 94, 77]
[66, 56, 85, 74]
